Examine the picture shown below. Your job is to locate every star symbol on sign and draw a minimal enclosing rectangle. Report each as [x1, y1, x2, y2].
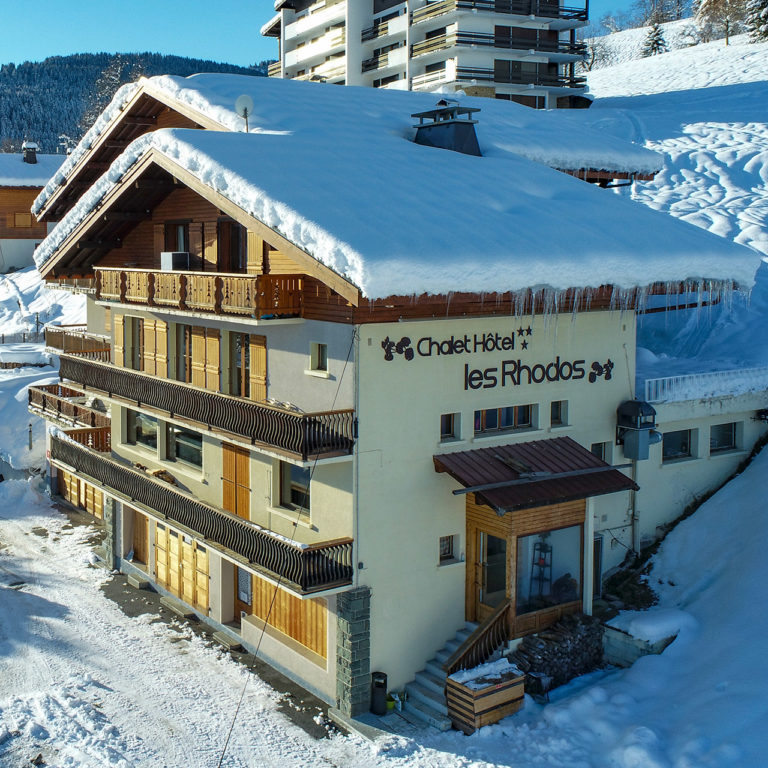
[526, 326, 533, 336]
[517, 327, 525, 337]
[521, 340, 529, 350]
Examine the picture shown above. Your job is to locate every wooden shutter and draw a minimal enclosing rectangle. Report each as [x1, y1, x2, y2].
[246, 230, 264, 275]
[222, 442, 250, 520]
[181, 537, 196, 606]
[113, 314, 124, 367]
[143, 319, 157, 376]
[191, 326, 207, 387]
[189, 223, 203, 267]
[205, 330, 220, 391]
[103, 307, 112, 334]
[249, 334, 267, 402]
[155, 319, 168, 378]
[203, 221, 217, 271]
[153, 223, 165, 260]
[195, 545, 209, 611]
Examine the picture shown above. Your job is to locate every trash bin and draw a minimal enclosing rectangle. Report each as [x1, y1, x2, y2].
[371, 671, 387, 716]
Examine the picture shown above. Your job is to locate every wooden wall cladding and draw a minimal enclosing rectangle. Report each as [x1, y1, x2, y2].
[251, 572, 328, 659]
[58, 468, 104, 520]
[0, 188, 47, 239]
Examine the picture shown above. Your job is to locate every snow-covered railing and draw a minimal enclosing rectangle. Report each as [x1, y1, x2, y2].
[0, 330, 45, 344]
[644, 366, 768, 403]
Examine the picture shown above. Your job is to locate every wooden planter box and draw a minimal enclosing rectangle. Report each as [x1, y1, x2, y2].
[446, 664, 525, 734]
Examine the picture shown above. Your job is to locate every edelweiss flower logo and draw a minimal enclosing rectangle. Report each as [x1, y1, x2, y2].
[381, 336, 414, 361]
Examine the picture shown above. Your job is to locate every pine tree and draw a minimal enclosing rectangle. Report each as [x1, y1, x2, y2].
[696, 0, 747, 44]
[746, 0, 768, 39]
[641, 22, 670, 55]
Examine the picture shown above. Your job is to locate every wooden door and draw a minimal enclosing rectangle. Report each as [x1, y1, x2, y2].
[167, 530, 181, 596]
[194, 545, 209, 610]
[249, 334, 267, 402]
[222, 442, 251, 519]
[181, 536, 196, 606]
[132, 508, 148, 564]
[155, 523, 169, 585]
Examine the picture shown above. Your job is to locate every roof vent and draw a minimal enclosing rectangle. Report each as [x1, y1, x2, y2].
[411, 99, 482, 157]
[22, 140, 38, 165]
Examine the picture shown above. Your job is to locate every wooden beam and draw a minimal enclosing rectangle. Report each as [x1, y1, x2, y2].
[77, 239, 122, 250]
[123, 116, 157, 126]
[133, 178, 174, 190]
[104, 141, 128, 149]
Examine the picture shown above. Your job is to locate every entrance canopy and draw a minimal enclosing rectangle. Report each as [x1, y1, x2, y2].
[434, 436, 637, 514]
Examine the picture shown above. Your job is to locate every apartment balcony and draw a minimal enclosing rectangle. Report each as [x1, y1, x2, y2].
[285, 27, 346, 68]
[293, 60, 347, 82]
[362, 45, 408, 73]
[57, 354, 356, 462]
[361, 11, 408, 43]
[456, 65, 586, 89]
[45, 326, 111, 361]
[50, 433, 354, 594]
[411, 68, 454, 89]
[411, 31, 586, 58]
[28, 383, 111, 429]
[284, 0, 346, 41]
[94, 268, 302, 321]
[268, 61, 282, 78]
[411, 0, 588, 24]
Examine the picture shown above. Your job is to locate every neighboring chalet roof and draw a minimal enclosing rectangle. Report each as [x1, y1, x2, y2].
[433, 436, 638, 513]
[0, 152, 64, 187]
[33, 73, 664, 221]
[34, 115, 760, 300]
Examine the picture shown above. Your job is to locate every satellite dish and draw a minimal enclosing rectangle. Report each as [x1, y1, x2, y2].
[235, 94, 255, 132]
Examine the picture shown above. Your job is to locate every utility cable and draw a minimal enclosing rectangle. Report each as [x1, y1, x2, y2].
[217, 328, 357, 768]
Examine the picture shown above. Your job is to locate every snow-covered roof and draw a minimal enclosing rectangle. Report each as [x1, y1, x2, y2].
[0, 151, 65, 187]
[34, 111, 760, 299]
[32, 73, 664, 216]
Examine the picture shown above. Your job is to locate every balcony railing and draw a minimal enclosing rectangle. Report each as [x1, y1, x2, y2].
[412, 31, 586, 57]
[95, 268, 303, 319]
[268, 61, 282, 78]
[28, 383, 111, 429]
[45, 326, 111, 361]
[412, 0, 588, 23]
[644, 366, 768, 404]
[63, 425, 113, 453]
[361, 19, 389, 41]
[50, 434, 354, 594]
[362, 52, 390, 72]
[411, 69, 451, 88]
[59, 354, 355, 461]
[456, 66, 586, 88]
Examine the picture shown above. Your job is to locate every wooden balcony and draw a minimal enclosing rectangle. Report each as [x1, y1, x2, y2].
[28, 383, 111, 429]
[50, 434, 354, 594]
[59, 354, 355, 461]
[411, 0, 587, 24]
[95, 268, 303, 320]
[45, 326, 111, 361]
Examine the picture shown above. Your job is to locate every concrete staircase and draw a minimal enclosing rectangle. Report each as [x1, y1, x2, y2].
[401, 622, 479, 730]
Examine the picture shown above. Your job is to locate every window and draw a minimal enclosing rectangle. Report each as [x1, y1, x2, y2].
[280, 462, 311, 515]
[230, 333, 250, 397]
[127, 317, 143, 372]
[167, 424, 203, 467]
[550, 400, 567, 426]
[440, 413, 459, 441]
[474, 404, 533, 435]
[590, 442, 608, 462]
[662, 429, 693, 462]
[176, 324, 192, 382]
[164, 220, 189, 252]
[236, 566, 252, 609]
[14, 212, 32, 228]
[516, 526, 582, 615]
[128, 410, 158, 450]
[310, 342, 328, 373]
[439, 535, 459, 565]
[710, 422, 737, 453]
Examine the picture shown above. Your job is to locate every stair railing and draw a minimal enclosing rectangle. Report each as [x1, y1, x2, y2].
[443, 599, 513, 676]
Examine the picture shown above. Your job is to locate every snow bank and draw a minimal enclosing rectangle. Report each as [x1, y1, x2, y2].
[607, 607, 695, 643]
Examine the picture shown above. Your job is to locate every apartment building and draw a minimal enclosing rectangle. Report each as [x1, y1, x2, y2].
[262, 0, 589, 109]
[29, 75, 765, 728]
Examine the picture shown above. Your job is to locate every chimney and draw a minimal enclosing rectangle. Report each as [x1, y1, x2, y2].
[22, 140, 38, 164]
[411, 99, 482, 157]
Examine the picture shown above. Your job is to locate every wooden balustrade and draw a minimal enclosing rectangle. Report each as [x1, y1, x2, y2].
[59, 354, 355, 461]
[63, 426, 112, 453]
[28, 383, 111, 428]
[50, 435, 354, 593]
[45, 327, 111, 362]
[95, 268, 303, 319]
[443, 599, 512, 676]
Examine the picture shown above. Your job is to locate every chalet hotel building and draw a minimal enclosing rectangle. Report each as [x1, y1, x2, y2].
[28, 74, 765, 727]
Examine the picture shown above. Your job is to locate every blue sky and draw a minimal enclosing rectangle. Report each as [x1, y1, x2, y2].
[1, 0, 629, 68]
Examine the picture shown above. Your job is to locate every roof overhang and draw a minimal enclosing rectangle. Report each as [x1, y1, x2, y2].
[38, 148, 360, 305]
[434, 436, 638, 514]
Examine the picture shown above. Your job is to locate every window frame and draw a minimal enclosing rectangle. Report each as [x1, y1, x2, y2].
[474, 404, 534, 435]
[279, 461, 311, 518]
[127, 409, 159, 452]
[710, 422, 738, 454]
[166, 423, 203, 468]
[662, 429, 694, 463]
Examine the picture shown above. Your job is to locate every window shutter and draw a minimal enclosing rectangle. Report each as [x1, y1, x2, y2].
[155, 319, 168, 378]
[143, 319, 157, 376]
[203, 221, 217, 271]
[153, 223, 164, 260]
[189, 222, 203, 267]
[113, 314, 124, 367]
[205, 329, 220, 391]
[249, 334, 267, 401]
[191, 326, 207, 387]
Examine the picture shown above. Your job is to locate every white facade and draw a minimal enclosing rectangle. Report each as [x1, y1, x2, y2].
[265, 0, 588, 109]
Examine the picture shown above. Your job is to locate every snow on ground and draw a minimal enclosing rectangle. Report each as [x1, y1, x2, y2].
[579, 36, 768, 379]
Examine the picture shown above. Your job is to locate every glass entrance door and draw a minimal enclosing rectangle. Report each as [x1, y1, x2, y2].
[477, 531, 507, 620]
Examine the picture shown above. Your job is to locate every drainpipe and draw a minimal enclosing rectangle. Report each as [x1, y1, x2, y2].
[353, 327, 361, 588]
[629, 458, 639, 556]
